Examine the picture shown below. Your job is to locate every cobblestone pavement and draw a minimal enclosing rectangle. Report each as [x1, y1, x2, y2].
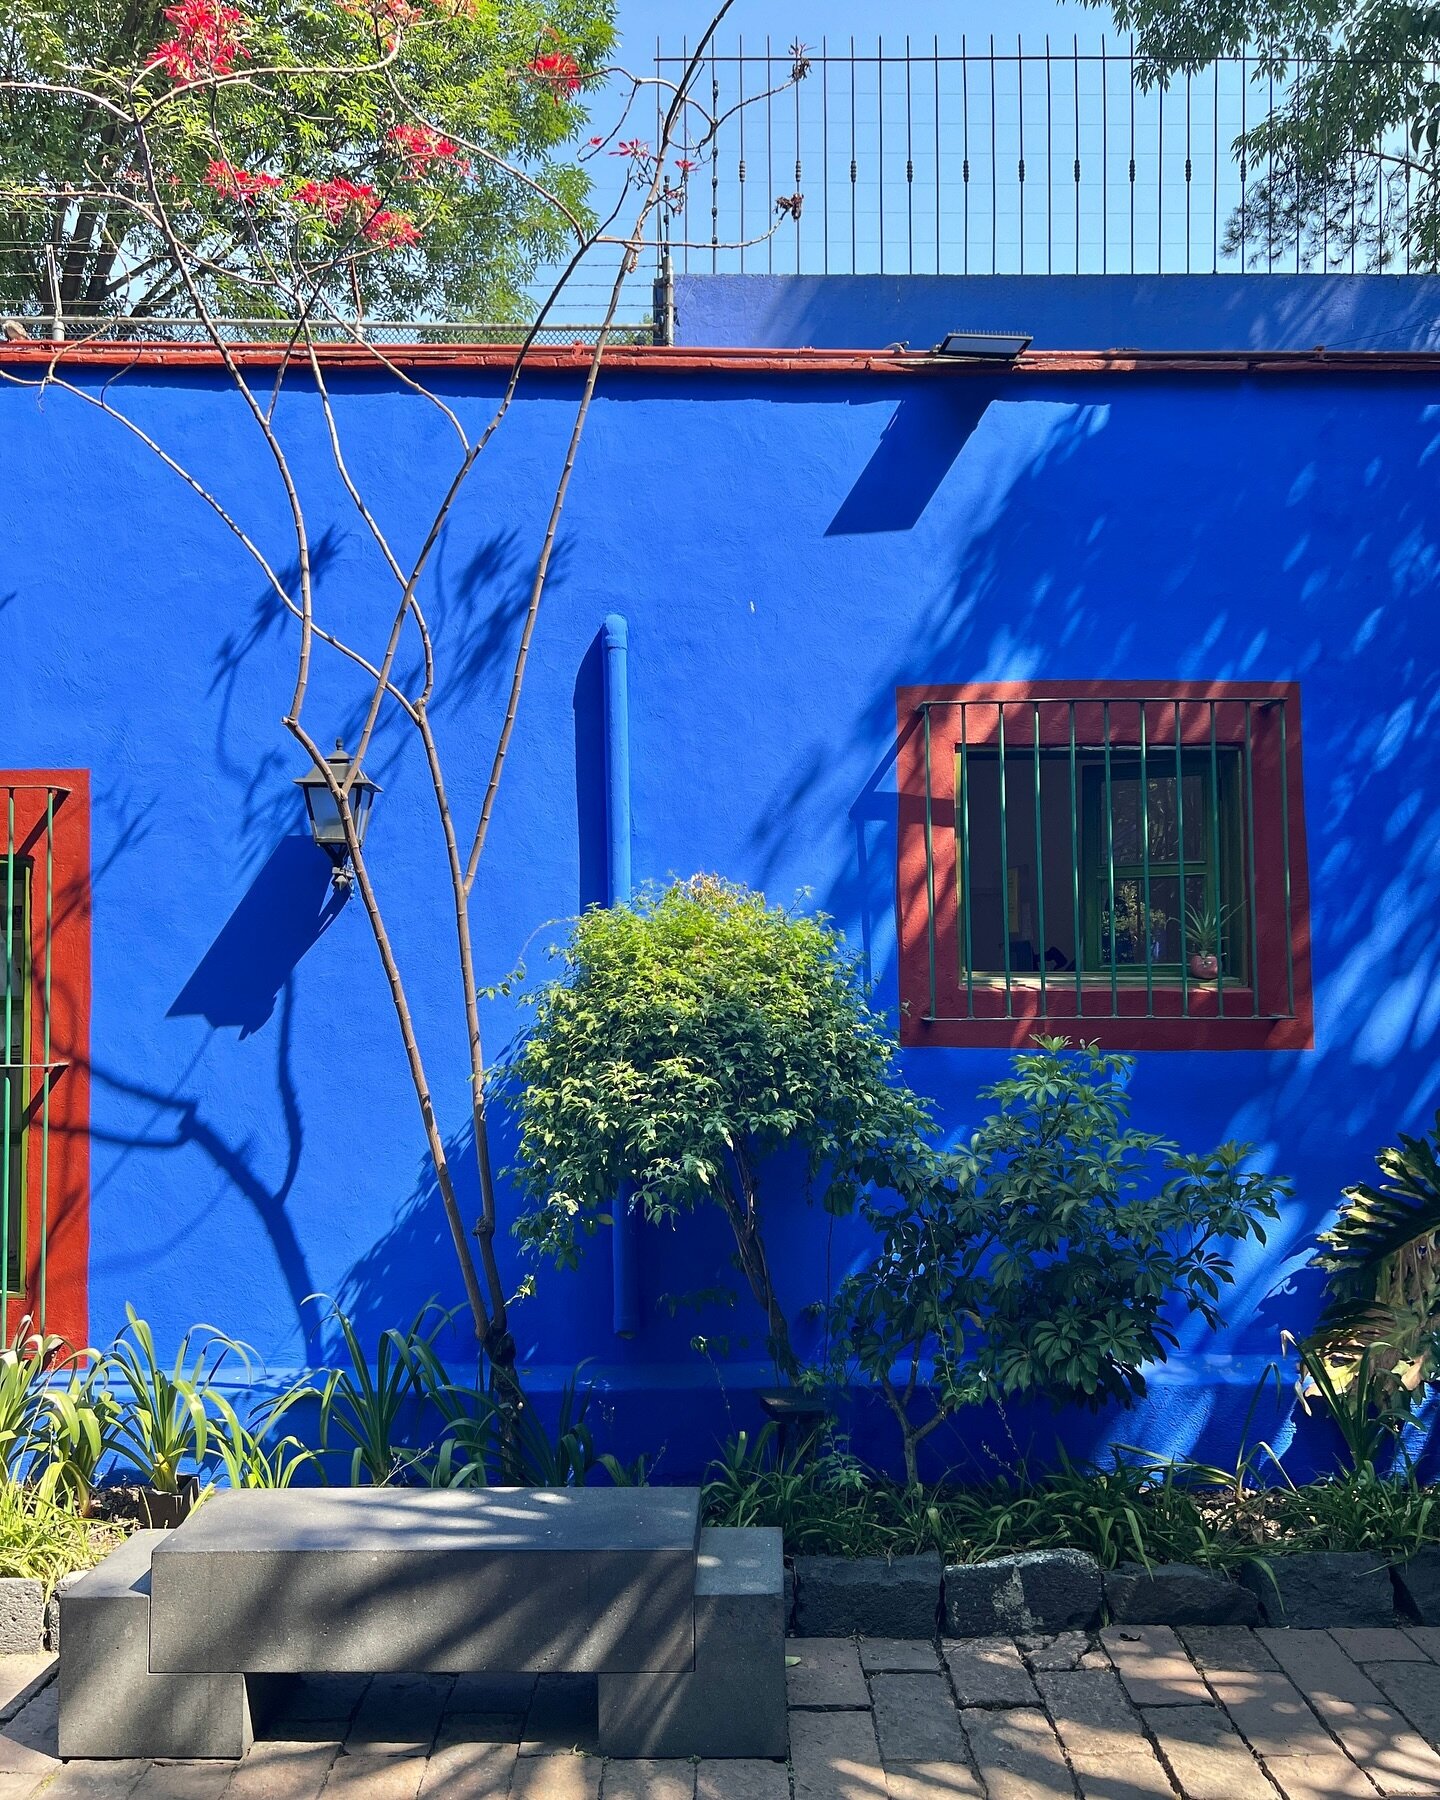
[5, 1625, 1440, 1796]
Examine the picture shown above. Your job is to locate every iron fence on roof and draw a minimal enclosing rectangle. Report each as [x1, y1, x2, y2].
[2, 316, 656, 347]
[650, 37, 1434, 279]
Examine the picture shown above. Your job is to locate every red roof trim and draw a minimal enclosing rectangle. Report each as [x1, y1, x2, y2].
[1, 341, 1438, 375]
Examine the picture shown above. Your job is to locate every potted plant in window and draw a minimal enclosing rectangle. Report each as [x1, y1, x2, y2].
[1185, 902, 1232, 982]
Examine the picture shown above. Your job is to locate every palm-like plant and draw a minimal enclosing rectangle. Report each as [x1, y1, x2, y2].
[1305, 1115, 1440, 1412]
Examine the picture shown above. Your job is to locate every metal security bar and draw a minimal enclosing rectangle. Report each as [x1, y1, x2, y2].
[916, 695, 1296, 1025]
[2, 786, 69, 1333]
[657, 38, 1433, 278]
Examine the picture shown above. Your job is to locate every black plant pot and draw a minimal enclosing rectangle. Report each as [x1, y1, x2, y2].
[137, 1476, 201, 1529]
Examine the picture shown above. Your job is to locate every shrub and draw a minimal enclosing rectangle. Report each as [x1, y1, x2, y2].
[506, 877, 935, 1378]
[829, 1038, 1287, 1485]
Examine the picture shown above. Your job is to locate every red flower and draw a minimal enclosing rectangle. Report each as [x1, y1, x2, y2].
[148, 0, 250, 80]
[612, 139, 652, 162]
[205, 158, 282, 202]
[527, 50, 582, 96]
[675, 157, 698, 174]
[294, 176, 379, 224]
[386, 122, 469, 178]
[363, 208, 422, 247]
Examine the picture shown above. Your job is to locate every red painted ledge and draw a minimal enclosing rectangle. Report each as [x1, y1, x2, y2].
[1, 340, 1439, 375]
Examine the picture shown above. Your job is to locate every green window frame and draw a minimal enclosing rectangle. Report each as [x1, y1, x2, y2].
[1, 856, 28, 1298]
[1078, 750, 1247, 983]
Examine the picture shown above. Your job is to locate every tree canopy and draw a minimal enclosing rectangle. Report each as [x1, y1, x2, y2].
[0, 0, 615, 321]
[1083, 0, 1440, 269]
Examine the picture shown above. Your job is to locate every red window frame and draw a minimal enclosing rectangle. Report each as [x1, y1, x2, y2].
[0, 772, 90, 1347]
[896, 683, 1313, 1051]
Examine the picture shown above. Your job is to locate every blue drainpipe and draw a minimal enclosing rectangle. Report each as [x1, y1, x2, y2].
[604, 614, 641, 1338]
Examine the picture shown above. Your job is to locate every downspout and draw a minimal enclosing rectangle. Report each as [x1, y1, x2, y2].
[604, 614, 641, 1337]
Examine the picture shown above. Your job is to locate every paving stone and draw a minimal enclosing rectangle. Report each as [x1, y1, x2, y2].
[1411, 1629, 1440, 1664]
[39, 1759, 148, 1798]
[1142, 1704, 1275, 1800]
[414, 1743, 514, 1799]
[1101, 1626, 1209, 1705]
[859, 1639, 940, 1673]
[1069, 1750, 1176, 1800]
[1022, 1632, 1097, 1672]
[0, 1779, 42, 1800]
[0, 1683, 58, 1775]
[599, 1759, 695, 1799]
[1395, 1549, 1440, 1627]
[1178, 1628, 1279, 1674]
[432, 1712, 525, 1748]
[320, 1755, 426, 1799]
[224, 1740, 340, 1798]
[130, 1765, 235, 1799]
[1330, 1627, 1431, 1663]
[794, 1555, 942, 1640]
[346, 1676, 453, 1754]
[268, 1676, 371, 1728]
[1240, 1553, 1395, 1628]
[945, 1553, 1101, 1638]
[1260, 1754, 1377, 1800]
[1373, 1658, 1440, 1748]
[695, 1760, 790, 1800]
[787, 1639, 870, 1709]
[446, 1675, 536, 1716]
[1200, 1670, 1337, 1759]
[941, 1639, 1039, 1708]
[0, 1661, 52, 1728]
[960, 1707, 1076, 1799]
[1104, 1563, 1259, 1627]
[870, 1672, 967, 1762]
[1038, 1671, 1145, 1757]
[884, 1764, 984, 1799]
[519, 1674, 599, 1756]
[508, 1755, 601, 1800]
[789, 1707, 883, 1800]
[1259, 1624, 1440, 1791]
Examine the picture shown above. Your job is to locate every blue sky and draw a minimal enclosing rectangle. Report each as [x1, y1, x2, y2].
[612, 0, 1119, 54]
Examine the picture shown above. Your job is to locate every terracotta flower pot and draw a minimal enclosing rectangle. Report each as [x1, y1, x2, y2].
[1188, 951, 1220, 981]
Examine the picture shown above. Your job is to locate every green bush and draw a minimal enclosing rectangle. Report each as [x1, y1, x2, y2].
[506, 877, 935, 1378]
[829, 1039, 1287, 1485]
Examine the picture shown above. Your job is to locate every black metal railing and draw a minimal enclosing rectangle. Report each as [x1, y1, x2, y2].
[654, 38, 1430, 279]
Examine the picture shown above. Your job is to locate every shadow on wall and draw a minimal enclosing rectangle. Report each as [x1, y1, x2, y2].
[732, 372, 1440, 1470]
[169, 836, 344, 1036]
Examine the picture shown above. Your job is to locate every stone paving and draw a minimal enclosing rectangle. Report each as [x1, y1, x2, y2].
[4, 1626, 1440, 1796]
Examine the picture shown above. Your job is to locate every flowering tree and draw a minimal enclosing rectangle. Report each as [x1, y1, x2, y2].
[0, 0, 613, 321]
[0, 0, 805, 1417]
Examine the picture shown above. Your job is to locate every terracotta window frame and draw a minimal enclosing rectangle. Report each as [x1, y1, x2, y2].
[0, 772, 90, 1346]
[896, 683, 1313, 1051]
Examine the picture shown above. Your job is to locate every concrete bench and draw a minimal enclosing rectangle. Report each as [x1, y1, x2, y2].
[58, 1488, 785, 1763]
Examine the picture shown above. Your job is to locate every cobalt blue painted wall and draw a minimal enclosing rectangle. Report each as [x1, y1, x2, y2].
[675, 272, 1440, 352]
[4, 354, 1440, 1480]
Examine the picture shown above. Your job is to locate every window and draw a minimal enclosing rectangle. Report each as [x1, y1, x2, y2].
[0, 776, 90, 1346]
[896, 684, 1312, 1050]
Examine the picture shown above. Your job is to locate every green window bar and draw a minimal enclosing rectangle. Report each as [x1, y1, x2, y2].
[1, 784, 68, 1337]
[919, 695, 1297, 1025]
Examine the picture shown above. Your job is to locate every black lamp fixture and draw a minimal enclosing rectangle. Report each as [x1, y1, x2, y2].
[933, 329, 1033, 360]
[296, 738, 380, 883]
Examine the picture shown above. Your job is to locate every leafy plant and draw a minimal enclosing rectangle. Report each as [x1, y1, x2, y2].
[1304, 1115, 1440, 1417]
[103, 1306, 253, 1494]
[829, 1039, 1286, 1485]
[0, 1480, 120, 1597]
[204, 1405, 317, 1493]
[1184, 901, 1234, 960]
[507, 876, 937, 1380]
[274, 1300, 453, 1487]
[0, 1323, 67, 1478]
[35, 1364, 122, 1515]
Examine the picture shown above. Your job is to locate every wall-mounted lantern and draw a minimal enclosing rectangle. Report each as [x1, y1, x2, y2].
[296, 738, 380, 883]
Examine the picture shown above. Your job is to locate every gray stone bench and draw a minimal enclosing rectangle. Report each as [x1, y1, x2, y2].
[59, 1488, 784, 1763]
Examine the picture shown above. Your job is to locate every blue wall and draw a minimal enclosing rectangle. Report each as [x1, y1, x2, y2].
[675, 272, 1440, 352]
[5, 353, 1440, 1480]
